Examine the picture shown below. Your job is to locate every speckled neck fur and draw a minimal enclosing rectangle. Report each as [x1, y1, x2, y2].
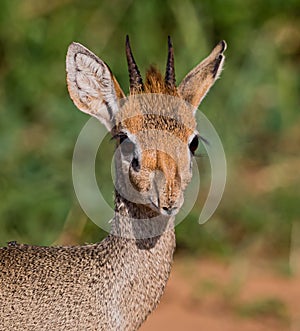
[112, 191, 175, 239]
[0, 193, 175, 331]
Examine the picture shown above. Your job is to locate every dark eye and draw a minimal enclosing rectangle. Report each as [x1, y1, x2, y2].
[189, 135, 199, 155]
[131, 157, 140, 172]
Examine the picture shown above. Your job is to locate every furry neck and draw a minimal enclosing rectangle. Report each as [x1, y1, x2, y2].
[110, 148, 175, 243]
[111, 192, 175, 241]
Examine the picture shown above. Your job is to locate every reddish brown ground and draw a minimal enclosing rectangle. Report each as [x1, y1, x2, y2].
[140, 257, 300, 331]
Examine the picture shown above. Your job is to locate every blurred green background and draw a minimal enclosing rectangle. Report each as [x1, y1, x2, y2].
[0, 0, 299, 267]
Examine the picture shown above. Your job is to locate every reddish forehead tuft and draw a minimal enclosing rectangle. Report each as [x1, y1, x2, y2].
[130, 66, 178, 96]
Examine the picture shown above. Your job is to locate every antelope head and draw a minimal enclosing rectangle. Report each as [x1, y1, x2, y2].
[66, 36, 226, 218]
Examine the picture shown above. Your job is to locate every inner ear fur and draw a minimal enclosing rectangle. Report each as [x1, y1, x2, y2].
[66, 42, 125, 130]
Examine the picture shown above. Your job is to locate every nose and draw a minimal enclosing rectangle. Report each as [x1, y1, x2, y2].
[161, 206, 178, 216]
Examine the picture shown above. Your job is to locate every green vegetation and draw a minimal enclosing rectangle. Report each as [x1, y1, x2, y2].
[236, 297, 288, 321]
[0, 0, 299, 263]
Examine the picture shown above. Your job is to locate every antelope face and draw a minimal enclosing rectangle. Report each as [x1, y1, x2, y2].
[66, 36, 226, 217]
[114, 94, 198, 216]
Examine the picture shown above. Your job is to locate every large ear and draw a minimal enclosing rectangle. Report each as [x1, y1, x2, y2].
[178, 41, 226, 109]
[66, 42, 125, 131]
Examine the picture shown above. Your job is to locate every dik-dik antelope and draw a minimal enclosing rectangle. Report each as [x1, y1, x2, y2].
[0, 36, 226, 330]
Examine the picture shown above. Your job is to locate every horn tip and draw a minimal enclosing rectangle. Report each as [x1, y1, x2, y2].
[168, 35, 173, 48]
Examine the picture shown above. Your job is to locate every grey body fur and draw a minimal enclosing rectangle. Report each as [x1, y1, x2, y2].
[0, 195, 175, 330]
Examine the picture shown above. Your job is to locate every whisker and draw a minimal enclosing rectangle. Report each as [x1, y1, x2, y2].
[199, 135, 210, 146]
[194, 153, 208, 159]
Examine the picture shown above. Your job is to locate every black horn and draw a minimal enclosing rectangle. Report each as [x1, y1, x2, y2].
[165, 36, 176, 90]
[125, 35, 143, 92]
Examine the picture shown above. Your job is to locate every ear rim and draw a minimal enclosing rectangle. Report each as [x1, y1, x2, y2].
[178, 40, 227, 109]
[66, 42, 125, 130]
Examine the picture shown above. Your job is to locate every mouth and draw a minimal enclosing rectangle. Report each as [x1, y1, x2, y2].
[148, 199, 180, 217]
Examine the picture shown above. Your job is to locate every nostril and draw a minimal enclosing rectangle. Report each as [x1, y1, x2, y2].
[162, 206, 177, 215]
[131, 157, 140, 172]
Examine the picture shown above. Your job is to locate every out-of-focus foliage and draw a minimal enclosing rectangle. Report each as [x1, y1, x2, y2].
[0, 0, 299, 260]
